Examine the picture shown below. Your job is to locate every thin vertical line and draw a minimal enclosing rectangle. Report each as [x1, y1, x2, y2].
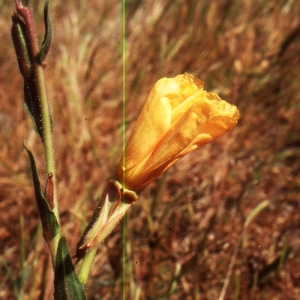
[122, 0, 127, 299]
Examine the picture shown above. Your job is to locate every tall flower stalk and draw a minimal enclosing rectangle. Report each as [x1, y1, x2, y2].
[12, 0, 59, 257]
[11, 1, 86, 299]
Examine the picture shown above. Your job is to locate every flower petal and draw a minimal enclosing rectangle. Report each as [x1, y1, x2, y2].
[115, 73, 239, 192]
[131, 95, 239, 188]
[117, 74, 203, 178]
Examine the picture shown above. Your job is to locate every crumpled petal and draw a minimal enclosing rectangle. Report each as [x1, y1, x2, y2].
[119, 74, 204, 174]
[116, 73, 240, 192]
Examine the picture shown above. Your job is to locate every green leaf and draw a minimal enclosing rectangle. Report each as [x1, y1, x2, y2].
[24, 143, 60, 240]
[38, 1, 52, 68]
[23, 82, 54, 143]
[54, 235, 86, 300]
[11, 13, 32, 79]
[23, 83, 44, 140]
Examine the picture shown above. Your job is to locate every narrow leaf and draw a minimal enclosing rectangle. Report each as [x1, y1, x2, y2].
[23, 83, 44, 139]
[11, 13, 32, 79]
[38, 1, 52, 68]
[23, 82, 54, 141]
[244, 200, 269, 228]
[23, 143, 60, 240]
[54, 235, 86, 300]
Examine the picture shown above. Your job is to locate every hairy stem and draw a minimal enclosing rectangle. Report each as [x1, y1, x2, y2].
[14, 1, 60, 262]
[15, 1, 58, 221]
[78, 248, 97, 285]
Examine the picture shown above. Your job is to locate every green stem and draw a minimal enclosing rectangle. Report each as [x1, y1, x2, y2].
[34, 58, 59, 219]
[78, 248, 97, 285]
[15, 1, 60, 259]
[17, 2, 59, 220]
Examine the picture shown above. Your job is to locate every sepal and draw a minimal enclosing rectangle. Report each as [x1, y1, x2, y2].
[75, 180, 138, 262]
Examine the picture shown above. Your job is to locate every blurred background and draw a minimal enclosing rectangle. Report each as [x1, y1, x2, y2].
[1, 0, 300, 299]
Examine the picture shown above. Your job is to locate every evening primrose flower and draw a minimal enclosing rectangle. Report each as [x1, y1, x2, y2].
[76, 72, 239, 261]
[116, 72, 239, 192]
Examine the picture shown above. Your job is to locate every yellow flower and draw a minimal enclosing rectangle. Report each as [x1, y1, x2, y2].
[76, 73, 240, 261]
[116, 72, 239, 192]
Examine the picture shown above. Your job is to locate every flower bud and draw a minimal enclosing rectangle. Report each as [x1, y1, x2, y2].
[11, 13, 32, 79]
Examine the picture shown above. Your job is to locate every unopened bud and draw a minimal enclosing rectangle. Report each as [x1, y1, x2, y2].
[44, 173, 54, 209]
[11, 13, 32, 79]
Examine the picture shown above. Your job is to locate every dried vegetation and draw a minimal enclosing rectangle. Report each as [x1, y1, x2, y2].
[1, 0, 300, 299]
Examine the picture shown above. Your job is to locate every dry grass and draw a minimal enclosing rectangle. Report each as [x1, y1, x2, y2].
[1, 0, 300, 299]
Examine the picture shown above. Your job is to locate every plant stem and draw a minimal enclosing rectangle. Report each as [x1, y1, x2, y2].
[14, 2, 60, 264]
[78, 248, 97, 285]
[16, 3, 59, 222]
[15, 1, 59, 221]
[35, 59, 59, 218]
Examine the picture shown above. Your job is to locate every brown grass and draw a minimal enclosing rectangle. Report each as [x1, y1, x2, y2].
[1, 0, 300, 299]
